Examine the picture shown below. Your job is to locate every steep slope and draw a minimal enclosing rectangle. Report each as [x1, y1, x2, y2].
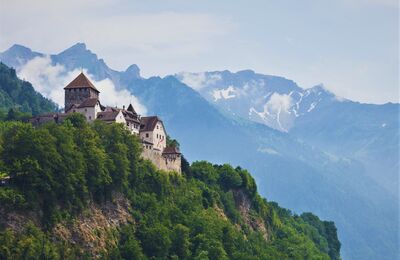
[0, 43, 397, 259]
[0, 118, 341, 259]
[292, 100, 399, 196]
[0, 62, 57, 115]
[175, 70, 399, 195]
[176, 69, 399, 259]
[176, 70, 330, 132]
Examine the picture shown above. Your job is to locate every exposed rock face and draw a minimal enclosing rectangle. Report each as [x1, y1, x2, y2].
[0, 210, 39, 234]
[53, 193, 132, 257]
[233, 189, 269, 241]
[0, 192, 132, 258]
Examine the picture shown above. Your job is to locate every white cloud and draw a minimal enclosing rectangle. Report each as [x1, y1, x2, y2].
[265, 93, 293, 113]
[18, 56, 146, 114]
[0, 1, 396, 104]
[91, 78, 147, 115]
[343, 0, 398, 8]
[178, 72, 221, 91]
[257, 147, 280, 156]
[0, 3, 233, 75]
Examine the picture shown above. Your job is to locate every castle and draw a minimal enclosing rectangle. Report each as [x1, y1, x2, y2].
[31, 73, 181, 173]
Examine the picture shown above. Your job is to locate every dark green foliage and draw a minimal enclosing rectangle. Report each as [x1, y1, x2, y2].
[301, 213, 341, 260]
[166, 135, 180, 149]
[0, 187, 27, 210]
[217, 164, 242, 190]
[3, 108, 31, 122]
[171, 224, 191, 259]
[0, 222, 81, 259]
[0, 119, 340, 259]
[191, 161, 218, 184]
[0, 62, 57, 115]
[117, 226, 146, 259]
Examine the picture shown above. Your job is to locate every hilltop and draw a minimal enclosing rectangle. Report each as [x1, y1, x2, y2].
[1, 43, 397, 259]
[0, 115, 340, 259]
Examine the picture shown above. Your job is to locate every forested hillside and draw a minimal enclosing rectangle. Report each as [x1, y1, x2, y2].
[0, 62, 57, 118]
[0, 114, 340, 259]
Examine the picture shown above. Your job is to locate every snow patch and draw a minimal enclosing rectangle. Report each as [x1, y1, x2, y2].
[212, 86, 237, 101]
[307, 102, 317, 112]
[249, 93, 293, 132]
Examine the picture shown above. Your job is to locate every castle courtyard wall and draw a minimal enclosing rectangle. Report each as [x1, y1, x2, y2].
[141, 149, 181, 174]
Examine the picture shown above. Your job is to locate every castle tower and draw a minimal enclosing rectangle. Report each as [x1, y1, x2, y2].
[64, 72, 100, 112]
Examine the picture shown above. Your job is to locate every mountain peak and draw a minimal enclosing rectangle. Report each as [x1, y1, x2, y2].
[7, 44, 32, 53]
[0, 44, 43, 68]
[236, 69, 256, 75]
[57, 42, 91, 56]
[69, 42, 87, 51]
[307, 84, 334, 96]
[125, 64, 140, 77]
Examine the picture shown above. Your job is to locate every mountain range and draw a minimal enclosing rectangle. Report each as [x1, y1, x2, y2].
[176, 70, 399, 197]
[1, 43, 398, 260]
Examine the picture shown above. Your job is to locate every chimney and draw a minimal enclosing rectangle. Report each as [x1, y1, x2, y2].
[123, 105, 125, 110]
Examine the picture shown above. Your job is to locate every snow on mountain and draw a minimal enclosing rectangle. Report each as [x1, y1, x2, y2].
[1, 43, 399, 260]
[176, 70, 341, 132]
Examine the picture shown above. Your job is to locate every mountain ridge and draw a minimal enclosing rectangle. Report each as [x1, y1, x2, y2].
[0, 43, 398, 260]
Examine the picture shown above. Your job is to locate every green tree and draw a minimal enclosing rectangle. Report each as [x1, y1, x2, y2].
[218, 164, 242, 190]
[139, 224, 171, 258]
[171, 224, 191, 259]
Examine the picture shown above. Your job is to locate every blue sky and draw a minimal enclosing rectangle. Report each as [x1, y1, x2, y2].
[0, 0, 398, 103]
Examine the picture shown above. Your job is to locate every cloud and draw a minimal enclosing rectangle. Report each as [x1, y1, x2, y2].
[257, 147, 280, 156]
[18, 56, 147, 114]
[265, 93, 293, 113]
[0, 3, 233, 75]
[178, 72, 221, 91]
[343, 0, 398, 8]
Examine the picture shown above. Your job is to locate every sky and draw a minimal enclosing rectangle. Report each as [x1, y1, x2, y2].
[0, 0, 398, 104]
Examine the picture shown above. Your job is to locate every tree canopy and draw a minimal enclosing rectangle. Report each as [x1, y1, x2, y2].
[0, 117, 340, 259]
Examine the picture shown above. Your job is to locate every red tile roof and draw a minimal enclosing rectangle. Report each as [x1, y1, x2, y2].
[64, 72, 99, 93]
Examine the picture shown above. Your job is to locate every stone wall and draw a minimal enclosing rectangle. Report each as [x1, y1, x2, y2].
[65, 88, 98, 111]
[141, 149, 181, 173]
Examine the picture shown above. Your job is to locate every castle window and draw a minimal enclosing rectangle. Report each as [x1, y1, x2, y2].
[89, 116, 92, 120]
[85, 108, 87, 112]
[146, 133, 149, 138]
